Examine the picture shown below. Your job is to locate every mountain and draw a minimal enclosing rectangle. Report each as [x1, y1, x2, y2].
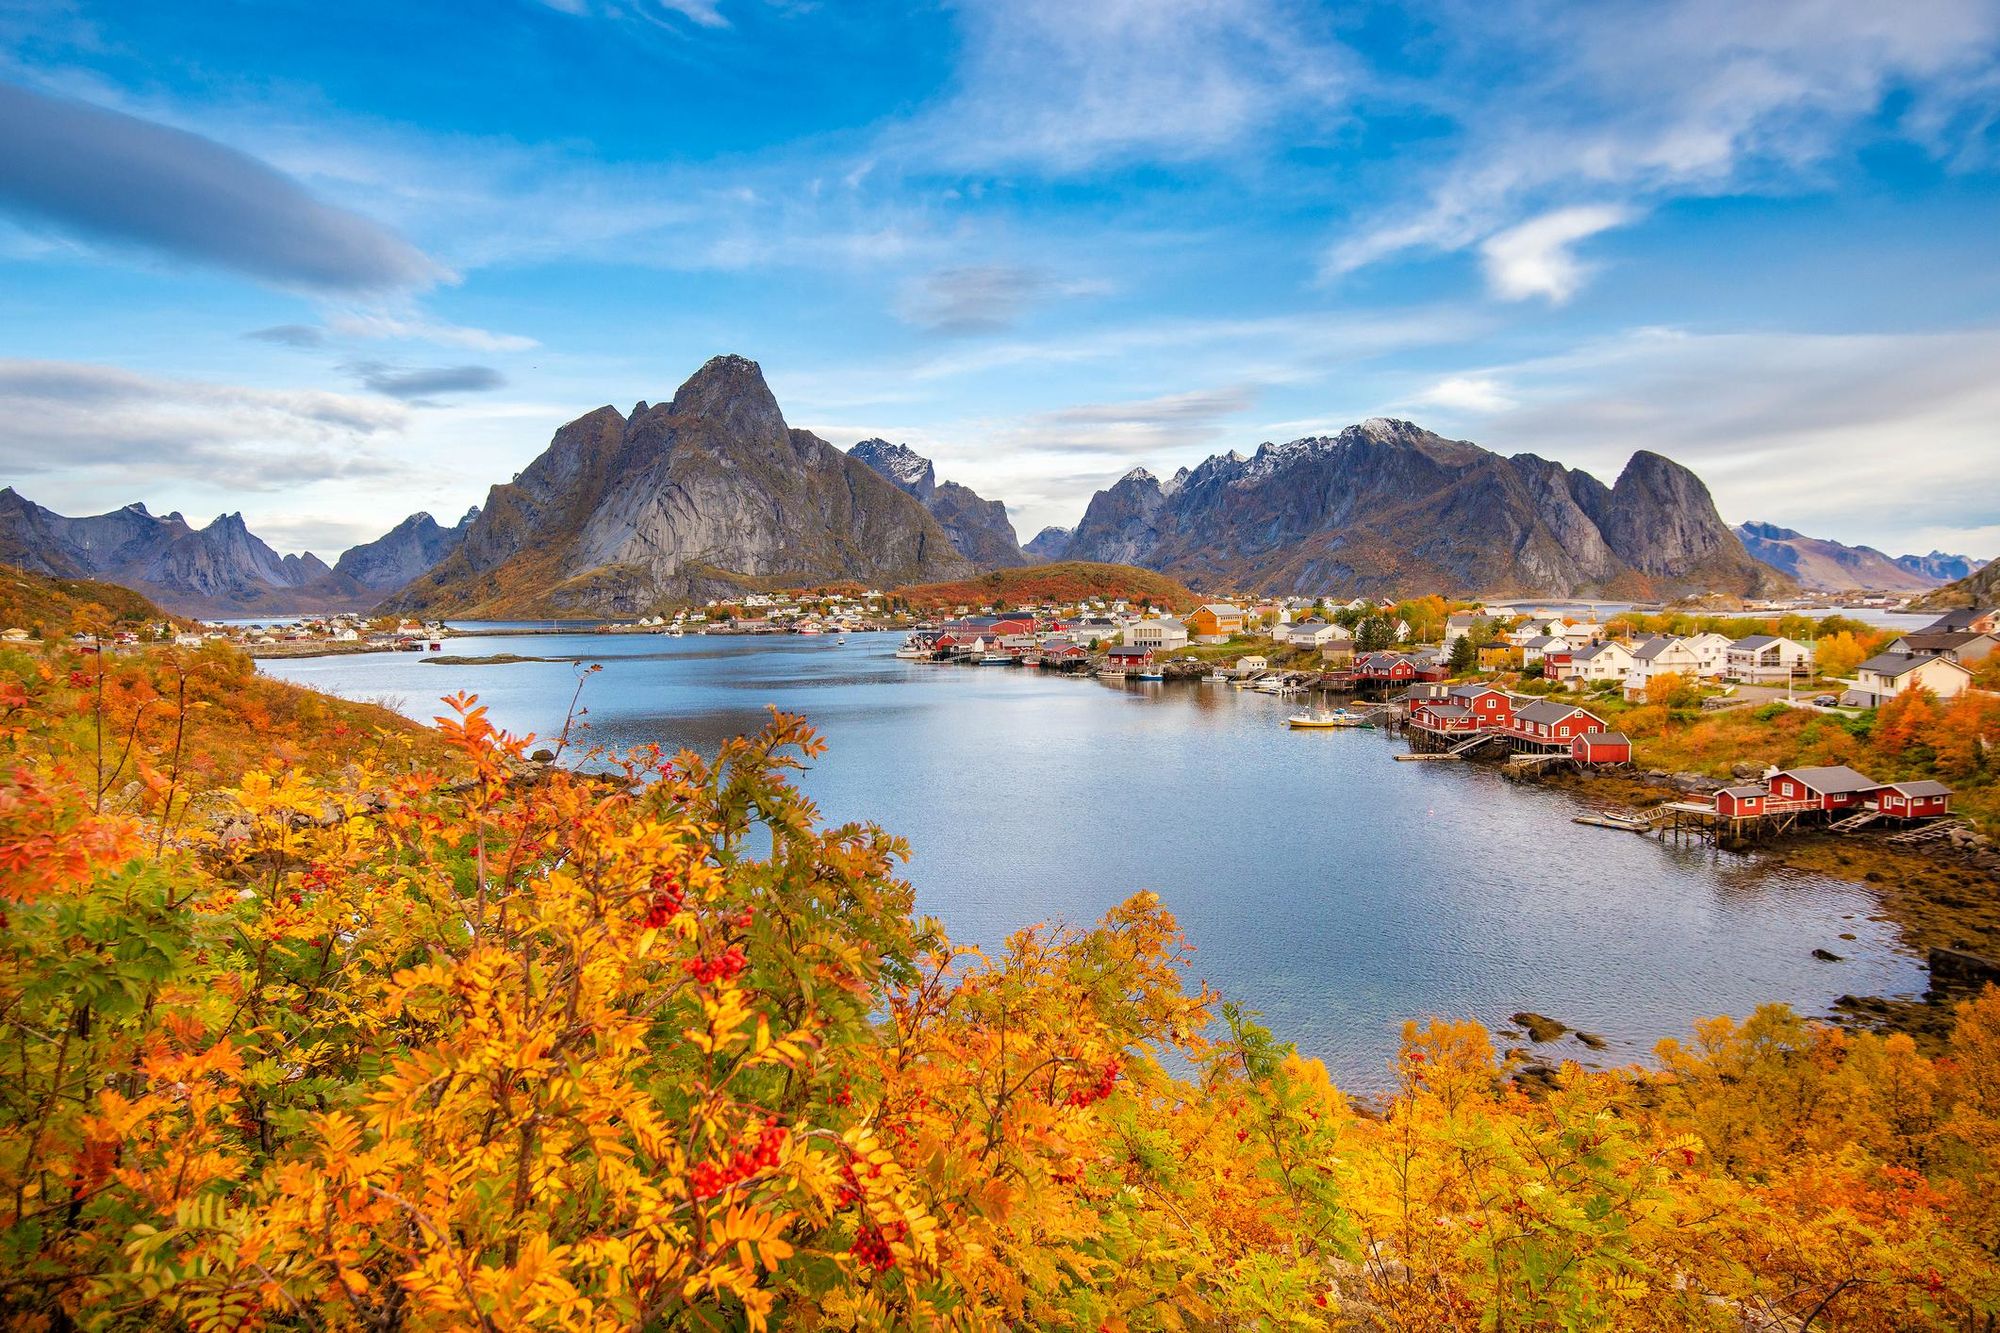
[0, 488, 374, 616]
[1024, 526, 1073, 561]
[334, 507, 480, 591]
[1911, 556, 2000, 611]
[1734, 522, 1945, 592]
[1057, 419, 1790, 600]
[1896, 550, 1982, 584]
[849, 439, 1026, 568]
[389, 356, 974, 618]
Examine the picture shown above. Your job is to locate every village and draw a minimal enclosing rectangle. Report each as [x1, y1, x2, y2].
[897, 595, 1999, 849]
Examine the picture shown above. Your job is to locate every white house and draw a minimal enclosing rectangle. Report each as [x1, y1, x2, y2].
[1851, 652, 1973, 707]
[1276, 619, 1345, 647]
[1624, 636, 1706, 697]
[1552, 639, 1635, 686]
[1234, 655, 1269, 676]
[1725, 635, 1813, 683]
[1683, 632, 1734, 678]
[1443, 612, 1483, 643]
[1124, 618, 1189, 651]
[1517, 633, 1572, 665]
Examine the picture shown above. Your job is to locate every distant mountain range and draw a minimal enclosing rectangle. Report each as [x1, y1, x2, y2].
[1912, 555, 2000, 610]
[848, 439, 1026, 568]
[385, 356, 971, 617]
[0, 487, 378, 617]
[1050, 419, 1791, 600]
[4, 356, 1975, 617]
[1733, 521, 1980, 593]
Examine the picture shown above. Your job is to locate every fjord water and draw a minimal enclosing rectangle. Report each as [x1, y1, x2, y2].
[261, 632, 1922, 1090]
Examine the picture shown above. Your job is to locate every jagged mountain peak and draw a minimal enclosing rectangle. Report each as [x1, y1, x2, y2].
[1058, 418, 1786, 599]
[668, 353, 784, 440]
[1118, 466, 1159, 486]
[850, 438, 1023, 568]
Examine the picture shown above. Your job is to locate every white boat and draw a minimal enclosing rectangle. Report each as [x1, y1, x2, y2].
[977, 652, 1013, 665]
[1202, 672, 1227, 683]
[1132, 668, 1164, 681]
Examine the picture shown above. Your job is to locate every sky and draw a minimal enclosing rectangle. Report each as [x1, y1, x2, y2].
[1, 0, 1997, 562]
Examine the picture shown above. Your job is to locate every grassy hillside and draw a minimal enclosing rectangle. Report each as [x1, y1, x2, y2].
[0, 563, 187, 639]
[893, 560, 1200, 612]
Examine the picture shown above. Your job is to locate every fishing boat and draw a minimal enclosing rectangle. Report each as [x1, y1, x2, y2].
[977, 652, 1014, 665]
[1202, 672, 1227, 683]
[1287, 708, 1367, 729]
[1132, 667, 1164, 681]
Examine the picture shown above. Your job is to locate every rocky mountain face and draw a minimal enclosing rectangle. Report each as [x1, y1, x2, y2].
[1896, 550, 1982, 584]
[0, 487, 375, 616]
[1734, 521, 1947, 593]
[1024, 526, 1073, 561]
[849, 439, 1026, 568]
[1912, 556, 2000, 611]
[334, 507, 480, 591]
[1058, 419, 1791, 599]
[390, 356, 974, 617]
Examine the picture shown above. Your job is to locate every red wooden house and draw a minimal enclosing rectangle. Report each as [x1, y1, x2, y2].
[1714, 785, 1768, 817]
[1766, 766, 1879, 812]
[1445, 684, 1516, 730]
[1869, 780, 1953, 820]
[1410, 703, 1479, 733]
[1569, 731, 1631, 765]
[1103, 645, 1154, 670]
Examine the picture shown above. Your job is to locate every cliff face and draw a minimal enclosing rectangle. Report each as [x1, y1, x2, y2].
[1024, 526, 1073, 561]
[0, 488, 375, 616]
[1058, 420, 1789, 599]
[1734, 521, 1946, 593]
[334, 508, 479, 591]
[849, 439, 1026, 568]
[390, 356, 974, 617]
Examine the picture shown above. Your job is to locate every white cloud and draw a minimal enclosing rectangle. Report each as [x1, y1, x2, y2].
[324, 311, 539, 352]
[1412, 374, 1518, 413]
[1478, 205, 1634, 303]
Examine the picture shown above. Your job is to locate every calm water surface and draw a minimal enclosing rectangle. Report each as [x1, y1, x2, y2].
[260, 632, 1924, 1090]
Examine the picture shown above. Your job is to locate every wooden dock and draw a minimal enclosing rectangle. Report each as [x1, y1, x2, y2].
[1395, 752, 1462, 762]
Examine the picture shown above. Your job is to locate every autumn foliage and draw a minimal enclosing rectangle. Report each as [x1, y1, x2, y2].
[4, 644, 2000, 1329]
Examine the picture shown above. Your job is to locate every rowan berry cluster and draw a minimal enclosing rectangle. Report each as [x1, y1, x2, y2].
[1064, 1058, 1121, 1107]
[688, 1116, 787, 1201]
[684, 944, 748, 984]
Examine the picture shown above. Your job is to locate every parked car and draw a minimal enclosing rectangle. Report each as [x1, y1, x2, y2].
[1811, 694, 1839, 707]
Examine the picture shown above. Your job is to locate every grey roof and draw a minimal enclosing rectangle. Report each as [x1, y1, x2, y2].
[1884, 780, 1953, 797]
[1630, 637, 1681, 661]
[1447, 682, 1504, 700]
[1719, 784, 1768, 798]
[1200, 603, 1242, 616]
[1892, 631, 1991, 652]
[1523, 635, 1562, 648]
[1922, 607, 1998, 633]
[1778, 765, 1880, 795]
[1515, 699, 1595, 725]
[1858, 651, 1969, 678]
[1580, 731, 1629, 745]
[1730, 634, 1785, 650]
[1418, 704, 1472, 719]
[1571, 641, 1626, 660]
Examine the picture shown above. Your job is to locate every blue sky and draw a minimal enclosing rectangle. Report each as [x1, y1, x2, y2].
[2, 0, 1997, 561]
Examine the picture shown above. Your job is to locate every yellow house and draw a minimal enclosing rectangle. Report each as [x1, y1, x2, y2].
[1189, 603, 1244, 641]
[1478, 644, 1523, 671]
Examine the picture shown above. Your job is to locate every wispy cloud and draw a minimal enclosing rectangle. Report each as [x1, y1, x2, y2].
[1325, 0, 2000, 294]
[1478, 205, 1634, 303]
[0, 81, 445, 292]
[244, 324, 327, 348]
[346, 361, 507, 401]
[0, 358, 407, 491]
[894, 264, 1109, 334]
[911, 0, 1350, 172]
[1412, 375, 1517, 413]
